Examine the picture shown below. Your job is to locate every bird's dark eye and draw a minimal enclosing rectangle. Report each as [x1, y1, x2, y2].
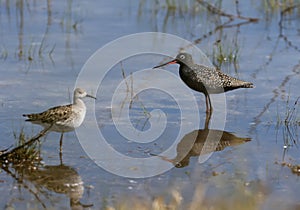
[175, 162, 182, 168]
[179, 55, 185, 60]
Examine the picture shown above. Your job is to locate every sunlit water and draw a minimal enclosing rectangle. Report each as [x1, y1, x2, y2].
[0, 0, 299, 209]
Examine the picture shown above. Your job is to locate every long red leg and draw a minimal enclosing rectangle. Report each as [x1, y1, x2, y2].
[59, 133, 64, 153]
[205, 94, 213, 113]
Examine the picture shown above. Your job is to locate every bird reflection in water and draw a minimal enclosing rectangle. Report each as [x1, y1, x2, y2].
[24, 164, 93, 209]
[0, 134, 92, 210]
[153, 113, 251, 168]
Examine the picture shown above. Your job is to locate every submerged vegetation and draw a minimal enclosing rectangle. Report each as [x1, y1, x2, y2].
[275, 96, 300, 178]
[261, 0, 300, 15]
[277, 96, 299, 148]
[0, 128, 47, 169]
[0, 0, 83, 68]
[212, 39, 239, 69]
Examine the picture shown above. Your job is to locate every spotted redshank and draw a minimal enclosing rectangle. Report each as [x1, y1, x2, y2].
[153, 53, 253, 113]
[23, 88, 96, 152]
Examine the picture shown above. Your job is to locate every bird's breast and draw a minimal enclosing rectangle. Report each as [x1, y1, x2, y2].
[71, 106, 86, 128]
[179, 69, 207, 93]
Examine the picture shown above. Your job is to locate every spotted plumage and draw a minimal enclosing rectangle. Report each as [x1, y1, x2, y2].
[153, 53, 253, 113]
[23, 88, 96, 152]
[24, 104, 73, 130]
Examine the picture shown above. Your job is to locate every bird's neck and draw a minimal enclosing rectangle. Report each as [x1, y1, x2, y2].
[179, 63, 191, 71]
[179, 64, 193, 76]
[73, 97, 84, 107]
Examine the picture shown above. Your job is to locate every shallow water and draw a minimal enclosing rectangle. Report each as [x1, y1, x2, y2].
[0, 0, 300, 209]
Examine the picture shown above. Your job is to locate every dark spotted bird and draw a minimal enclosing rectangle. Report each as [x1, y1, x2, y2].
[23, 88, 96, 152]
[153, 53, 253, 113]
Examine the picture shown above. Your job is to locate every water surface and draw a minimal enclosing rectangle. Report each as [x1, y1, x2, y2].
[0, 0, 299, 209]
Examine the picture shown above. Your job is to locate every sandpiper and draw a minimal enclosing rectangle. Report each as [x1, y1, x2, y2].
[23, 88, 96, 152]
[153, 53, 253, 113]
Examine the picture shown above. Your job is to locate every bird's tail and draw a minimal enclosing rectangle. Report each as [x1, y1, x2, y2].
[23, 113, 40, 121]
[241, 81, 254, 88]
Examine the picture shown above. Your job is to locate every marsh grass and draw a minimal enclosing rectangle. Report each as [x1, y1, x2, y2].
[212, 40, 239, 69]
[0, 0, 56, 64]
[262, 0, 300, 13]
[139, 0, 202, 14]
[0, 128, 41, 170]
[16, 40, 56, 64]
[165, 0, 198, 12]
[283, 96, 300, 126]
[0, 125, 51, 170]
[261, 0, 300, 22]
[277, 96, 300, 148]
[120, 63, 151, 131]
[209, 36, 240, 75]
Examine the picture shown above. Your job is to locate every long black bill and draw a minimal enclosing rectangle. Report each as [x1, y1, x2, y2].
[87, 94, 97, 100]
[153, 59, 177, 69]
